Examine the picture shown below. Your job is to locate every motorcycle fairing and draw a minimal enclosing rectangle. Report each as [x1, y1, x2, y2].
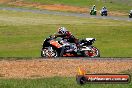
[81, 46, 91, 51]
[50, 40, 62, 48]
[86, 38, 95, 41]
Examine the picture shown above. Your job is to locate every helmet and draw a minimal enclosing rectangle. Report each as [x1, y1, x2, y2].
[58, 27, 67, 34]
[102, 7, 106, 9]
[93, 5, 95, 7]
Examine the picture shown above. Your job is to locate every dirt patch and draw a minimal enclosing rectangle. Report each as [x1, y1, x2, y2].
[0, 59, 132, 78]
[8, 0, 127, 16]
[8, 1, 87, 13]
[0, 0, 13, 4]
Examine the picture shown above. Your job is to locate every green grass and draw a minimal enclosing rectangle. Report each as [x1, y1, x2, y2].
[0, 69, 132, 88]
[24, 0, 132, 12]
[0, 10, 132, 58]
[0, 67, 132, 88]
[0, 76, 132, 88]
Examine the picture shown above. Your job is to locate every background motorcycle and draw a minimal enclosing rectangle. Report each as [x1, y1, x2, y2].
[90, 9, 97, 15]
[129, 13, 132, 18]
[100, 10, 108, 16]
[41, 36, 100, 58]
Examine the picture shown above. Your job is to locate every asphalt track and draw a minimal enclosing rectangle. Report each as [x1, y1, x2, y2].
[0, 57, 132, 60]
[0, 7, 132, 22]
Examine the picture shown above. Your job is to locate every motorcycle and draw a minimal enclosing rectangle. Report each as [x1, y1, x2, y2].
[41, 35, 100, 58]
[129, 13, 132, 18]
[129, 10, 132, 18]
[90, 9, 97, 15]
[100, 9, 108, 16]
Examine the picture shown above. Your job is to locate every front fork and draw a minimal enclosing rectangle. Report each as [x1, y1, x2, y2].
[59, 46, 65, 57]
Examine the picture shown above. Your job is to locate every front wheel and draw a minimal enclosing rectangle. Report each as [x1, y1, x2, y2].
[41, 47, 59, 58]
[105, 12, 108, 16]
[82, 46, 100, 57]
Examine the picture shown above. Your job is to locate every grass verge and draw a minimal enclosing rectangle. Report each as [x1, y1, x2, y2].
[0, 10, 132, 58]
[0, 76, 132, 88]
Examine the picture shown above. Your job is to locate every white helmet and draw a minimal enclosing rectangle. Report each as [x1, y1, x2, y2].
[58, 27, 67, 34]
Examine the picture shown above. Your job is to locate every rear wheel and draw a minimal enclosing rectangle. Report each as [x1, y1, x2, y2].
[41, 47, 59, 58]
[82, 46, 100, 57]
[94, 12, 97, 15]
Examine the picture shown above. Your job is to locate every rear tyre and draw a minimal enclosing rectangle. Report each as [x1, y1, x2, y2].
[94, 11, 97, 15]
[82, 46, 100, 57]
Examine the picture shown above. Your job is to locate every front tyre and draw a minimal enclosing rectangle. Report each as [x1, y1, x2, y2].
[105, 13, 108, 16]
[41, 47, 59, 58]
[82, 46, 100, 57]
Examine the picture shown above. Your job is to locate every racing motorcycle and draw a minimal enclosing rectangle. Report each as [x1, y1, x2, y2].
[100, 9, 107, 16]
[129, 13, 132, 18]
[41, 35, 100, 58]
[90, 9, 97, 15]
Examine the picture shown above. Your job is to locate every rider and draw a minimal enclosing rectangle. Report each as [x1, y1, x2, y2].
[54, 27, 79, 46]
[129, 10, 132, 18]
[53, 27, 80, 56]
[90, 5, 97, 15]
[101, 7, 107, 12]
[91, 5, 96, 11]
[130, 10, 132, 14]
